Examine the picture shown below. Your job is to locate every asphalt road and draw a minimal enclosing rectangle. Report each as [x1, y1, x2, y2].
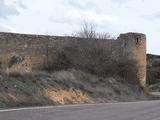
[0, 101, 160, 120]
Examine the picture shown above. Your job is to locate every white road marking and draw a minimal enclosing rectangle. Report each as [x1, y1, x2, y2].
[0, 100, 160, 113]
[151, 117, 160, 120]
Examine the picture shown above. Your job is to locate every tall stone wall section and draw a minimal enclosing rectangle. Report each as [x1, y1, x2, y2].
[0, 32, 146, 87]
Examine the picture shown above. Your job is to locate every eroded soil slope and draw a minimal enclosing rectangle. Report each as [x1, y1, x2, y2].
[0, 69, 146, 108]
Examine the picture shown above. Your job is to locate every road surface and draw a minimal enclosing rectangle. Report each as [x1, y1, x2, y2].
[0, 100, 160, 120]
[151, 92, 160, 96]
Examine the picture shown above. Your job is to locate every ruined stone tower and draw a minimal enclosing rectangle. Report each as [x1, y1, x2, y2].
[118, 33, 147, 88]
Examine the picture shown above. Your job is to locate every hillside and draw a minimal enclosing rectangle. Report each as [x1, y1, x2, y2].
[1, 54, 159, 108]
[0, 69, 146, 108]
[0, 53, 159, 108]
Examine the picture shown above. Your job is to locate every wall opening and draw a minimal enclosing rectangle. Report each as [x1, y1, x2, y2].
[136, 38, 139, 44]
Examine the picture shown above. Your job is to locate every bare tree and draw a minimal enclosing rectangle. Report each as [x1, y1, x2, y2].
[75, 21, 96, 39]
[73, 21, 113, 39]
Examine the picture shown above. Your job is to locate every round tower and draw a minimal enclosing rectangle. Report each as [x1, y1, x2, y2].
[118, 33, 147, 89]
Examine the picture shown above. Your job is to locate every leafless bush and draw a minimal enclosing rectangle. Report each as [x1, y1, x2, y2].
[73, 21, 114, 39]
[74, 21, 96, 39]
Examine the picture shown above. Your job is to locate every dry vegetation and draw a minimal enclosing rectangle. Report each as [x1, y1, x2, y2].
[0, 69, 147, 108]
[73, 21, 113, 39]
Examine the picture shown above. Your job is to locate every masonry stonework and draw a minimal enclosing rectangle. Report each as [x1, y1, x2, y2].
[117, 33, 146, 87]
[0, 32, 146, 87]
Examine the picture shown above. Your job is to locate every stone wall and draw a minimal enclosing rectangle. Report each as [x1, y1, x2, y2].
[0, 32, 146, 87]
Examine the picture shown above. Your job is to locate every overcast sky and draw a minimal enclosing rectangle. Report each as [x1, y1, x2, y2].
[0, 0, 159, 55]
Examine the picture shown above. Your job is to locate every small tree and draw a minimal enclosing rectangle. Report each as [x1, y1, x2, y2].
[75, 21, 96, 39]
[74, 21, 113, 39]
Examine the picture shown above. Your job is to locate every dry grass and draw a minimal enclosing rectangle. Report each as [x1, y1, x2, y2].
[0, 69, 147, 108]
[44, 88, 94, 104]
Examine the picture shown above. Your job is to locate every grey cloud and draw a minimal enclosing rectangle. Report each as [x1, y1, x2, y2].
[49, 16, 80, 25]
[0, 24, 11, 32]
[14, 0, 26, 9]
[152, 12, 160, 19]
[0, 0, 19, 19]
[111, 0, 144, 4]
[66, 0, 102, 13]
[111, 0, 133, 3]
[142, 12, 160, 20]
[67, 0, 86, 10]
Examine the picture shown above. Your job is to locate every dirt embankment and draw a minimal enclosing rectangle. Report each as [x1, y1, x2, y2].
[0, 69, 146, 108]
